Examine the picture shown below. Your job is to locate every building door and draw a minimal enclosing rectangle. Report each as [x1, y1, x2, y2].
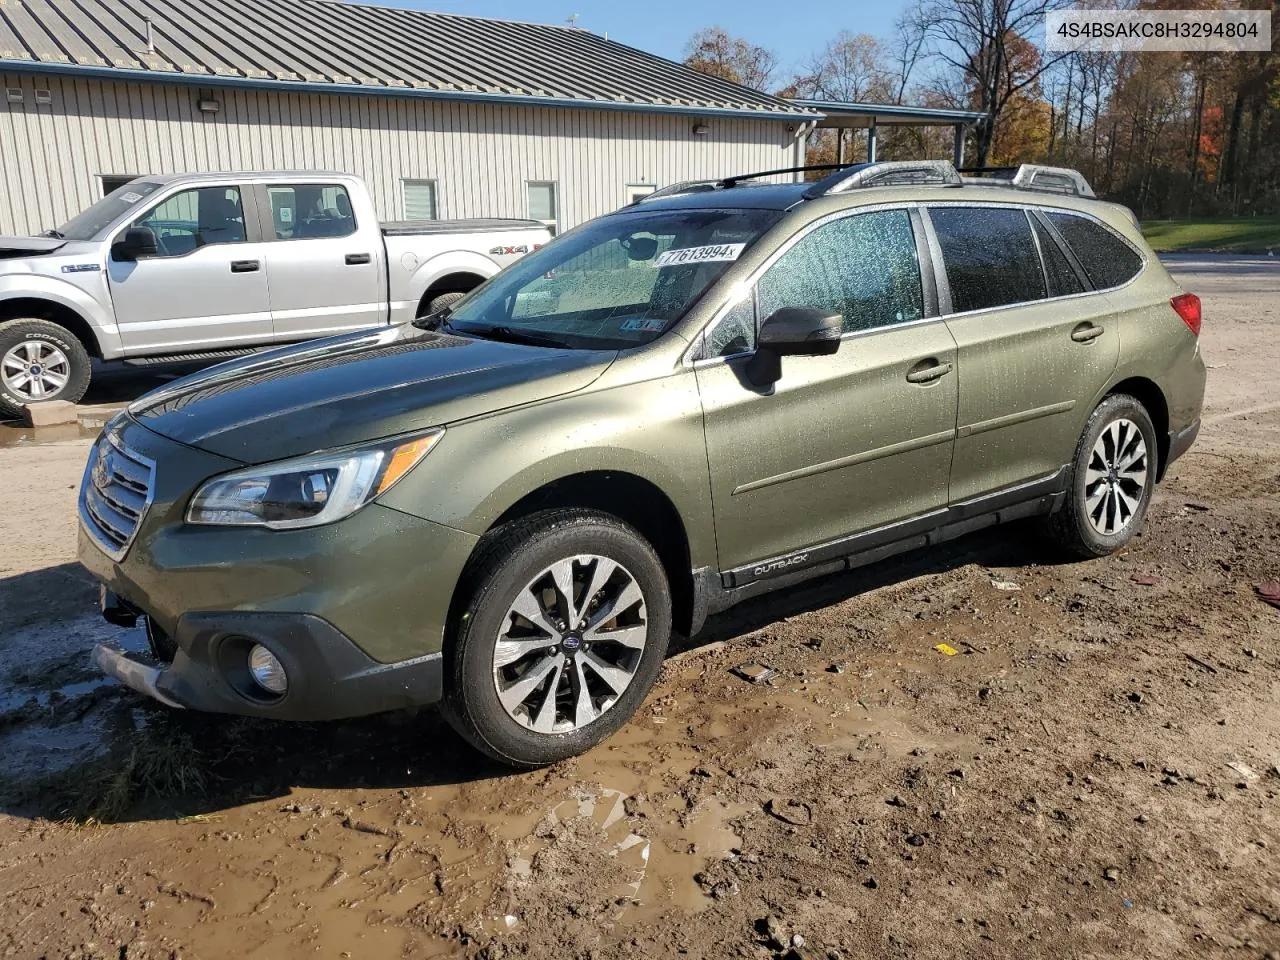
[107, 184, 273, 354]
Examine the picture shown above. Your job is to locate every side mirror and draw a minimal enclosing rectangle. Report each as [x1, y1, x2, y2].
[110, 226, 158, 262]
[746, 307, 842, 385]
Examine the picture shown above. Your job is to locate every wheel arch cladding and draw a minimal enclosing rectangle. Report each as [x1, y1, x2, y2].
[1107, 377, 1170, 479]
[0, 297, 101, 358]
[456, 472, 695, 640]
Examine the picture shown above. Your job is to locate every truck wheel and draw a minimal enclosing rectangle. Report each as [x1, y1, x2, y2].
[425, 290, 467, 316]
[0, 319, 91, 420]
[442, 509, 672, 768]
[1045, 393, 1158, 559]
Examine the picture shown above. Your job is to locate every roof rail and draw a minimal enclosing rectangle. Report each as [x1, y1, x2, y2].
[804, 160, 963, 198]
[632, 162, 863, 204]
[960, 164, 1095, 198]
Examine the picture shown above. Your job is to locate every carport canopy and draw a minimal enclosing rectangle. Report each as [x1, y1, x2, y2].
[789, 99, 987, 167]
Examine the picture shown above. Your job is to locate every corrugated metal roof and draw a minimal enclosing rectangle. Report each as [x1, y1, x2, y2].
[0, 0, 816, 118]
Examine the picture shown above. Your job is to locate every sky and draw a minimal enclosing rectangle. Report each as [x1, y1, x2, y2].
[390, 0, 913, 83]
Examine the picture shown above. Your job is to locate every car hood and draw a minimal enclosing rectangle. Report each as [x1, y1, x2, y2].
[129, 324, 617, 463]
[0, 235, 67, 259]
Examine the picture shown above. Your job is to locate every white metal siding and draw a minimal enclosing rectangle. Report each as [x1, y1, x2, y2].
[0, 73, 798, 236]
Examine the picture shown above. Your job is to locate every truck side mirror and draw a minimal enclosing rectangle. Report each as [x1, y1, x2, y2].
[111, 226, 159, 262]
[746, 307, 843, 386]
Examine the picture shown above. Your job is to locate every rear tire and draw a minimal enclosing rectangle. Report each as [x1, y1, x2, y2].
[1046, 393, 1158, 559]
[442, 509, 672, 768]
[0, 318, 91, 420]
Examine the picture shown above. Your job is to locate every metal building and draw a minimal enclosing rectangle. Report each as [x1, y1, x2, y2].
[0, 0, 817, 236]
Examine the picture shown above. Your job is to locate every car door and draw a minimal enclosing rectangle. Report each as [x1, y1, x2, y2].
[926, 204, 1121, 503]
[695, 207, 959, 583]
[258, 181, 387, 339]
[107, 183, 273, 353]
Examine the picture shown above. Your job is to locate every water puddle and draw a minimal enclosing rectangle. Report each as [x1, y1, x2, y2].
[0, 608, 146, 780]
[0, 419, 101, 448]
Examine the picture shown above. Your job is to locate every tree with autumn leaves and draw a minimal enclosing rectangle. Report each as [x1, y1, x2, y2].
[683, 1, 1278, 216]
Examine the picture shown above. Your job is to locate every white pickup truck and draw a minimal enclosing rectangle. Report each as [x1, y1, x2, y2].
[0, 171, 549, 418]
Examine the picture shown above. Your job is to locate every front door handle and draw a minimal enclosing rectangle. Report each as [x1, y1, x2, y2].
[230, 259, 260, 273]
[345, 252, 372, 265]
[905, 359, 954, 384]
[1071, 322, 1105, 343]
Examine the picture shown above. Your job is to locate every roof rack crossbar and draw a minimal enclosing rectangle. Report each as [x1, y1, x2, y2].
[960, 163, 1095, 198]
[804, 160, 963, 198]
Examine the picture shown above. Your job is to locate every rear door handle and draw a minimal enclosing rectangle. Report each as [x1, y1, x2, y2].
[230, 259, 260, 273]
[345, 252, 372, 265]
[1071, 322, 1105, 343]
[905, 359, 954, 384]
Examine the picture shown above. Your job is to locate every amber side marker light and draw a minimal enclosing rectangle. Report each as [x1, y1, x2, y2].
[377, 432, 443, 496]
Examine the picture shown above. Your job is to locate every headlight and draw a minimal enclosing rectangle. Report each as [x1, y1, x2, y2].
[186, 429, 443, 529]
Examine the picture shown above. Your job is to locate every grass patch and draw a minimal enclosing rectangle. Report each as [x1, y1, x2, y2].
[1141, 217, 1280, 254]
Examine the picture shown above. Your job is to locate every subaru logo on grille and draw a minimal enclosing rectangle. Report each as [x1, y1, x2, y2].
[92, 448, 110, 489]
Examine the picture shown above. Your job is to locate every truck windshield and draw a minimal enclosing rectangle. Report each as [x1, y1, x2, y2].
[51, 181, 164, 241]
[442, 207, 783, 349]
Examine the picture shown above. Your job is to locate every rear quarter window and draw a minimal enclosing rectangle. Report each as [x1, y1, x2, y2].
[1045, 213, 1143, 290]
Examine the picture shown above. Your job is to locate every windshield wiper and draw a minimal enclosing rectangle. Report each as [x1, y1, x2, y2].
[412, 307, 452, 331]
[41, 229, 65, 239]
[455, 324, 568, 348]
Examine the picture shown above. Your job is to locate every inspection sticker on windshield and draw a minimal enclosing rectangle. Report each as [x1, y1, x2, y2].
[120, 192, 143, 203]
[655, 242, 745, 268]
[620, 317, 665, 332]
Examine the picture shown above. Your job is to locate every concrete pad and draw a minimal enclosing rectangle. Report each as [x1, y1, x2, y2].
[21, 400, 79, 427]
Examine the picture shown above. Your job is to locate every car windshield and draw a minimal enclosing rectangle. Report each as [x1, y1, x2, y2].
[442, 207, 783, 349]
[51, 181, 164, 241]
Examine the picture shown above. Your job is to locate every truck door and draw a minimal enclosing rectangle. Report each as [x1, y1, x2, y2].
[107, 184, 274, 354]
[257, 181, 387, 339]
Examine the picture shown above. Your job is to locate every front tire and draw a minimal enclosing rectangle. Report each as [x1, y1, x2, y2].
[0, 319, 92, 420]
[443, 509, 672, 768]
[1046, 393, 1158, 558]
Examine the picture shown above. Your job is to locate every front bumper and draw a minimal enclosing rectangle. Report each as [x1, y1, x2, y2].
[92, 612, 443, 720]
[78, 415, 477, 719]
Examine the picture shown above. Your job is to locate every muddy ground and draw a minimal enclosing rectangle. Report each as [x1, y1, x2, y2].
[1, 255, 1277, 960]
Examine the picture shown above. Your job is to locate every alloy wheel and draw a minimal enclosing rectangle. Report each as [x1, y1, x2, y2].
[492, 554, 648, 734]
[1084, 418, 1148, 536]
[1, 341, 71, 401]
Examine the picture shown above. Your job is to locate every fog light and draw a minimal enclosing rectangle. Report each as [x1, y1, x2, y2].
[247, 644, 288, 695]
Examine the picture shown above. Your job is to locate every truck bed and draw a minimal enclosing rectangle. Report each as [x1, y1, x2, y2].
[381, 218, 546, 237]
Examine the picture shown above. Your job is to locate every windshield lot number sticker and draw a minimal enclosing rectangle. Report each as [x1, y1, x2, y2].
[620, 317, 666, 332]
[655, 242, 745, 268]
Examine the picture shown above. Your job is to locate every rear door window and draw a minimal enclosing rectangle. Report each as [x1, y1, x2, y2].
[266, 183, 357, 239]
[1032, 216, 1084, 297]
[1045, 212, 1143, 290]
[929, 206, 1045, 313]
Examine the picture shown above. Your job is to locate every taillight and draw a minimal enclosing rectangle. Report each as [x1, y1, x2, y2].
[1171, 293, 1201, 337]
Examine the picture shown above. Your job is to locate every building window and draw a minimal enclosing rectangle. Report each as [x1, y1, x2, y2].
[527, 181, 559, 236]
[100, 174, 139, 197]
[402, 179, 438, 221]
[626, 183, 656, 205]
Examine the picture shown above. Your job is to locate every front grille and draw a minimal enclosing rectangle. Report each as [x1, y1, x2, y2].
[79, 430, 155, 560]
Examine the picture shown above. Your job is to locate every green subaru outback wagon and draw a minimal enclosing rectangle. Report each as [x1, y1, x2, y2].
[80, 161, 1205, 767]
